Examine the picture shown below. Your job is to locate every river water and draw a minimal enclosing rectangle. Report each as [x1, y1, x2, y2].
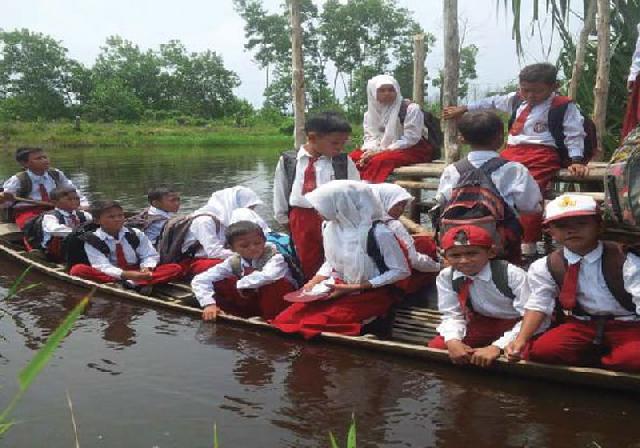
[0, 146, 639, 447]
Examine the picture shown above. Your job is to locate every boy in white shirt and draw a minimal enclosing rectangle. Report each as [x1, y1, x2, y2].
[127, 186, 180, 246]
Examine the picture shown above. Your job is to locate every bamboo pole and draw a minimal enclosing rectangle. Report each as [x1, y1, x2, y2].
[592, 0, 610, 161]
[568, 0, 597, 100]
[289, 0, 305, 148]
[412, 34, 426, 107]
[442, 0, 460, 162]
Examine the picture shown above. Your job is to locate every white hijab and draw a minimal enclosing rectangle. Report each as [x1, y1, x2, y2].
[364, 74, 403, 150]
[230, 207, 271, 235]
[369, 183, 413, 221]
[306, 180, 384, 284]
[192, 186, 263, 226]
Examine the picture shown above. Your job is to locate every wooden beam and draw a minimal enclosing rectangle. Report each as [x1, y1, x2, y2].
[592, 0, 610, 161]
[289, 0, 305, 148]
[568, 0, 596, 100]
[442, 0, 460, 163]
[412, 33, 426, 107]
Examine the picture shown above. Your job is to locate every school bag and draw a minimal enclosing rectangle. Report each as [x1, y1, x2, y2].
[156, 214, 221, 264]
[63, 223, 140, 269]
[450, 259, 516, 306]
[228, 242, 305, 289]
[508, 95, 597, 165]
[433, 157, 523, 260]
[125, 207, 167, 231]
[16, 169, 63, 198]
[603, 127, 640, 229]
[266, 231, 295, 258]
[23, 209, 89, 250]
[398, 99, 443, 160]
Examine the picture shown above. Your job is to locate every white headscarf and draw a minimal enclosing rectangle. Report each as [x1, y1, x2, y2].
[192, 186, 263, 226]
[364, 74, 403, 150]
[369, 183, 413, 221]
[230, 207, 271, 235]
[306, 180, 384, 283]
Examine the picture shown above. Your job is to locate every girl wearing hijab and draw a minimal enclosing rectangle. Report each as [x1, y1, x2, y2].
[369, 183, 440, 294]
[180, 186, 263, 276]
[350, 75, 434, 182]
[272, 180, 410, 339]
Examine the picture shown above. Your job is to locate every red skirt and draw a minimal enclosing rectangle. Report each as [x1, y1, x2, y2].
[289, 207, 324, 280]
[14, 206, 49, 230]
[214, 277, 294, 320]
[179, 257, 224, 278]
[622, 75, 640, 139]
[350, 138, 434, 183]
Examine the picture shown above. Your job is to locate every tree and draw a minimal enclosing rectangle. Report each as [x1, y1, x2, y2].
[431, 44, 478, 104]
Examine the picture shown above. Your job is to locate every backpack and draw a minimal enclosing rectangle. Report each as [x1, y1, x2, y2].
[546, 241, 637, 316]
[508, 95, 597, 165]
[449, 259, 516, 310]
[398, 99, 443, 160]
[156, 214, 221, 264]
[366, 221, 390, 274]
[23, 209, 88, 250]
[433, 157, 523, 260]
[64, 223, 140, 269]
[16, 169, 63, 198]
[228, 242, 305, 289]
[266, 231, 295, 258]
[280, 150, 349, 207]
[125, 207, 167, 231]
[603, 127, 640, 229]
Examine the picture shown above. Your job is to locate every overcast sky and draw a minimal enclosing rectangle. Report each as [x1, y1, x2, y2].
[2, 0, 584, 106]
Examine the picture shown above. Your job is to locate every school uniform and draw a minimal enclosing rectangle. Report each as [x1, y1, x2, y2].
[191, 243, 295, 319]
[69, 227, 182, 285]
[623, 24, 640, 138]
[273, 146, 360, 280]
[145, 206, 174, 246]
[41, 208, 92, 261]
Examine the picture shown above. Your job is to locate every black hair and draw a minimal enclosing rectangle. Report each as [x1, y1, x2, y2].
[519, 63, 558, 85]
[50, 186, 79, 201]
[15, 147, 45, 164]
[147, 186, 178, 204]
[304, 111, 352, 135]
[457, 111, 504, 146]
[91, 200, 123, 220]
[225, 221, 265, 246]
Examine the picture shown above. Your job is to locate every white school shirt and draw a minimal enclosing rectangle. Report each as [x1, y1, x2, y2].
[2, 169, 89, 208]
[41, 208, 93, 248]
[629, 24, 640, 82]
[181, 215, 234, 259]
[191, 244, 293, 307]
[435, 150, 543, 213]
[273, 146, 360, 225]
[467, 92, 585, 159]
[526, 243, 640, 320]
[316, 224, 411, 287]
[385, 219, 440, 272]
[146, 206, 173, 245]
[84, 227, 158, 280]
[362, 103, 425, 151]
[436, 263, 531, 349]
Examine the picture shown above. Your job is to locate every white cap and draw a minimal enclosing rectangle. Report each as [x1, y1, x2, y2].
[543, 194, 599, 224]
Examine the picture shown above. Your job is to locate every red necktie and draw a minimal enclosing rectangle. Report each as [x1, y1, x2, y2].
[509, 103, 532, 136]
[301, 157, 319, 194]
[115, 242, 129, 269]
[457, 277, 474, 311]
[39, 183, 50, 202]
[69, 214, 79, 227]
[243, 265, 255, 276]
[558, 261, 581, 310]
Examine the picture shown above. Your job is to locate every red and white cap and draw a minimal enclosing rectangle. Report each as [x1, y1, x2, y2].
[543, 193, 599, 224]
[441, 225, 494, 251]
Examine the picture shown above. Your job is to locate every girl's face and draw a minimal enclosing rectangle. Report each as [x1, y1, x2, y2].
[388, 200, 408, 219]
[376, 84, 397, 105]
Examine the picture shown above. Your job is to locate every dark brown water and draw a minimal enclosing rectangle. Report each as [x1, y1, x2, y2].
[1, 147, 640, 447]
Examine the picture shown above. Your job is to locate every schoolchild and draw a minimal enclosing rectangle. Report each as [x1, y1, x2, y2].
[435, 111, 542, 259]
[350, 74, 435, 183]
[0, 147, 88, 229]
[272, 180, 411, 339]
[623, 24, 640, 138]
[428, 225, 532, 368]
[443, 63, 588, 253]
[191, 221, 295, 321]
[506, 194, 640, 372]
[273, 112, 359, 280]
[69, 200, 182, 288]
[129, 186, 181, 246]
[369, 183, 440, 294]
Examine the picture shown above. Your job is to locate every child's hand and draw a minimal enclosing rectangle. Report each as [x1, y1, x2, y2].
[445, 339, 473, 365]
[0, 191, 15, 204]
[357, 150, 377, 167]
[470, 345, 501, 368]
[202, 304, 220, 321]
[140, 267, 153, 274]
[568, 163, 589, 177]
[303, 275, 328, 291]
[328, 281, 370, 299]
[505, 340, 527, 363]
[442, 106, 468, 120]
[122, 271, 153, 281]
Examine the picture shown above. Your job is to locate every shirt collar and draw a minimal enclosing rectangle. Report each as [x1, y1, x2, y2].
[452, 262, 492, 282]
[54, 208, 74, 217]
[467, 150, 500, 163]
[26, 169, 49, 180]
[148, 205, 172, 218]
[526, 92, 556, 109]
[95, 227, 127, 242]
[563, 241, 603, 265]
[297, 145, 327, 160]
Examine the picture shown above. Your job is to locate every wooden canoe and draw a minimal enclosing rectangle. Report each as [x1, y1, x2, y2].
[1, 222, 639, 394]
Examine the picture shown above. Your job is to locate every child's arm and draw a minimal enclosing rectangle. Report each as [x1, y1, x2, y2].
[366, 225, 411, 287]
[273, 157, 290, 227]
[346, 157, 361, 181]
[434, 268, 473, 364]
[434, 165, 458, 205]
[191, 259, 235, 320]
[84, 242, 125, 279]
[388, 221, 440, 272]
[563, 104, 589, 177]
[192, 217, 234, 259]
[443, 92, 517, 119]
[42, 213, 73, 237]
[0, 175, 19, 205]
[236, 253, 289, 290]
[135, 230, 159, 270]
[623, 252, 640, 314]
[506, 163, 543, 214]
[387, 104, 423, 150]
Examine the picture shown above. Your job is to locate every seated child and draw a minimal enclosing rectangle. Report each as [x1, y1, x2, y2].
[369, 183, 440, 294]
[69, 200, 182, 288]
[506, 194, 640, 372]
[180, 186, 263, 277]
[191, 221, 296, 321]
[128, 186, 181, 246]
[272, 180, 410, 339]
[273, 112, 359, 280]
[436, 111, 542, 260]
[40, 186, 92, 262]
[0, 147, 88, 229]
[428, 225, 531, 368]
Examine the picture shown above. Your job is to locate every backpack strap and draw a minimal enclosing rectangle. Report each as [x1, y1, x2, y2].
[124, 228, 141, 250]
[331, 153, 349, 180]
[547, 96, 572, 162]
[16, 171, 32, 198]
[398, 99, 411, 124]
[601, 241, 636, 313]
[453, 157, 475, 177]
[229, 255, 242, 278]
[489, 259, 516, 300]
[281, 150, 298, 208]
[449, 269, 474, 312]
[78, 211, 88, 224]
[50, 209, 66, 225]
[48, 168, 62, 186]
[507, 95, 524, 131]
[82, 233, 111, 257]
[366, 220, 389, 274]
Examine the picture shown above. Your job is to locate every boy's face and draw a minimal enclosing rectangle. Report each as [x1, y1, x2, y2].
[98, 207, 126, 236]
[518, 80, 557, 106]
[54, 192, 81, 212]
[23, 151, 50, 174]
[376, 84, 397, 105]
[388, 200, 407, 219]
[546, 215, 601, 255]
[153, 192, 181, 213]
[444, 245, 495, 277]
[231, 231, 267, 261]
[307, 132, 350, 158]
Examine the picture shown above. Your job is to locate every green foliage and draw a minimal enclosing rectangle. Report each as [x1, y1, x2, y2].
[2, 266, 39, 301]
[328, 415, 357, 448]
[431, 44, 479, 104]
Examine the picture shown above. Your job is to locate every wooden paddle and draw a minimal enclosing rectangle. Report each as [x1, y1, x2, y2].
[13, 196, 55, 208]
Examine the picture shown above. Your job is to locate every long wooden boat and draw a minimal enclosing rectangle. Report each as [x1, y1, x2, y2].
[1, 222, 639, 394]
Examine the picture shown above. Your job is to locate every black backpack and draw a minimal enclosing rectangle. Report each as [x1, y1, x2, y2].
[125, 207, 167, 231]
[16, 169, 63, 198]
[64, 223, 140, 269]
[23, 209, 88, 250]
[398, 99, 443, 160]
[156, 214, 221, 264]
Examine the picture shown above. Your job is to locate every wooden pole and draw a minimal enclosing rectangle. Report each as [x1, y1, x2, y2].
[568, 0, 597, 100]
[443, 0, 460, 162]
[412, 33, 426, 107]
[592, 0, 610, 161]
[289, 0, 305, 148]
